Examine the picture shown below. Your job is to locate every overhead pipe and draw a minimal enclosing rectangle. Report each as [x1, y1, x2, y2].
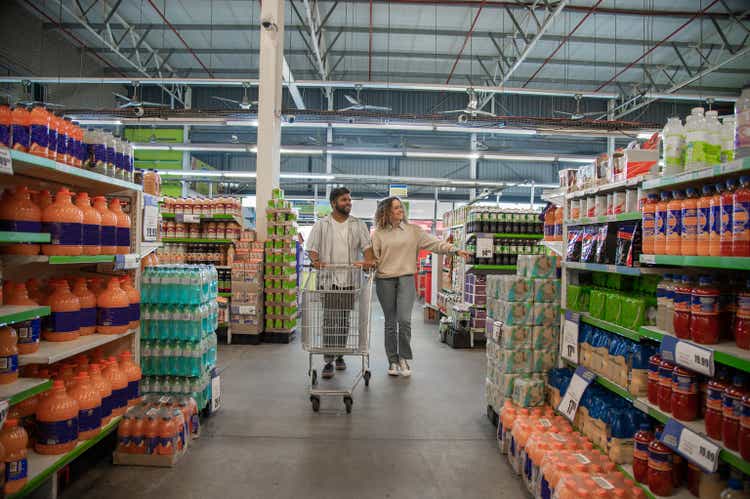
[368, 0, 373, 81]
[445, 0, 487, 84]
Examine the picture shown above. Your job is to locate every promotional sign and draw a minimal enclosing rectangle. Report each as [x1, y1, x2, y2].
[660, 418, 720, 472]
[557, 366, 595, 422]
[389, 184, 408, 198]
[561, 311, 580, 363]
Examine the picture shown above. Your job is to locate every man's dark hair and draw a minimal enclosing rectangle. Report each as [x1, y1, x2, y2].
[329, 186, 351, 204]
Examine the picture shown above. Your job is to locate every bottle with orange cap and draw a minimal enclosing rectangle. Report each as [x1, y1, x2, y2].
[41, 187, 83, 256]
[109, 198, 131, 254]
[0, 186, 42, 255]
[0, 326, 19, 385]
[74, 192, 101, 255]
[68, 372, 102, 440]
[10, 106, 30, 152]
[92, 196, 117, 254]
[44, 280, 80, 342]
[46, 112, 58, 161]
[96, 278, 130, 335]
[0, 418, 28, 494]
[0, 104, 10, 148]
[34, 380, 79, 455]
[89, 363, 113, 426]
[117, 413, 132, 454]
[28, 106, 49, 158]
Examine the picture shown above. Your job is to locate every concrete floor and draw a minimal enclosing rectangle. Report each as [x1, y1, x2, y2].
[63, 302, 523, 499]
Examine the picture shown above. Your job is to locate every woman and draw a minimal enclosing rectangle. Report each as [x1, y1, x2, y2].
[372, 197, 469, 377]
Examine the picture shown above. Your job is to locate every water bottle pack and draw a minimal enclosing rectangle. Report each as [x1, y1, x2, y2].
[140, 372, 212, 410]
[140, 335, 217, 377]
[141, 302, 218, 342]
[141, 265, 218, 305]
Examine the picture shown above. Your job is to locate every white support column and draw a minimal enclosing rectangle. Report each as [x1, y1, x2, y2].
[256, 0, 285, 239]
[181, 124, 190, 198]
[469, 133, 478, 200]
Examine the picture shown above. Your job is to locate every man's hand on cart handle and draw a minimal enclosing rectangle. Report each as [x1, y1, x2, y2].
[353, 260, 377, 269]
[455, 250, 471, 259]
[311, 260, 326, 269]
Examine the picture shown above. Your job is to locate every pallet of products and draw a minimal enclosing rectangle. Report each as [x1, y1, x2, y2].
[263, 188, 298, 343]
[231, 254, 265, 342]
[113, 394, 201, 467]
[484, 255, 560, 414]
[140, 265, 218, 410]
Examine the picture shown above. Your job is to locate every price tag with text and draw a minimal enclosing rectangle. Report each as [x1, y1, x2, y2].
[476, 236, 493, 259]
[561, 311, 580, 364]
[641, 254, 656, 264]
[660, 418, 720, 472]
[142, 195, 159, 242]
[0, 147, 12, 175]
[557, 366, 595, 422]
[210, 370, 221, 413]
[114, 254, 139, 270]
[177, 213, 201, 223]
[661, 335, 714, 377]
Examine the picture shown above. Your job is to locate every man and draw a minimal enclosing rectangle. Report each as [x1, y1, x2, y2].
[306, 187, 375, 379]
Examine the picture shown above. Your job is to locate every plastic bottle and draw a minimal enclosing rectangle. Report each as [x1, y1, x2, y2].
[109, 198, 131, 254]
[130, 412, 145, 454]
[6, 282, 41, 354]
[0, 419, 28, 494]
[633, 425, 653, 484]
[68, 372, 102, 440]
[653, 191, 670, 255]
[737, 280, 750, 350]
[680, 188, 698, 256]
[648, 354, 662, 405]
[28, 106, 49, 158]
[666, 190, 683, 255]
[144, 409, 159, 454]
[720, 478, 750, 499]
[671, 366, 699, 421]
[705, 110, 723, 166]
[685, 107, 708, 170]
[44, 280, 80, 342]
[647, 433, 674, 497]
[41, 187, 83, 256]
[707, 368, 730, 440]
[156, 412, 177, 456]
[71, 277, 96, 336]
[690, 275, 721, 344]
[709, 183, 724, 256]
[120, 276, 140, 330]
[0, 186, 42, 255]
[0, 104, 9, 148]
[642, 193, 658, 254]
[116, 414, 132, 454]
[73, 192, 101, 256]
[47, 114, 58, 161]
[544, 207, 555, 240]
[102, 357, 128, 417]
[10, 106, 30, 152]
[34, 380, 79, 455]
[0, 326, 19, 385]
[733, 176, 750, 257]
[663, 117, 685, 175]
[723, 375, 747, 451]
[658, 359, 675, 413]
[33, 190, 52, 213]
[740, 393, 750, 461]
[722, 116, 737, 163]
[673, 275, 693, 339]
[697, 185, 714, 256]
[554, 207, 563, 242]
[96, 277, 130, 335]
[89, 363, 113, 426]
[721, 179, 738, 256]
[92, 196, 117, 254]
[119, 350, 142, 406]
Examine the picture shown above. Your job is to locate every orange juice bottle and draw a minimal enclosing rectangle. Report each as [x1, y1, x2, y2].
[71, 277, 96, 336]
[119, 350, 142, 406]
[0, 418, 28, 494]
[89, 363, 113, 426]
[6, 282, 41, 354]
[0, 104, 9, 148]
[554, 206, 563, 242]
[156, 411, 177, 456]
[734, 176, 750, 257]
[59, 363, 76, 391]
[34, 380, 79, 455]
[666, 190, 683, 255]
[44, 280, 80, 342]
[8, 393, 38, 450]
[681, 187, 698, 256]
[721, 179, 737, 256]
[92, 196, 117, 254]
[130, 412, 146, 454]
[144, 409, 160, 454]
[41, 188, 83, 256]
[96, 277, 130, 335]
[10, 106, 30, 152]
[28, 106, 49, 158]
[0, 186, 42, 255]
[117, 413, 132, 453]
[103, 357, 128, 416]
[119, 276, 140, 330]
[109, 199, 131, 254]
[642, 193, 658, 254]
[68, 372, 102, 440]
[709, 183, 723, 256]
[74, 192, 101, 256]
[0, 326, 19, 385]
[46, 114, 58, 161]
[654, 191, 670, 255]
[33, 189, 52, 213]
[697, 185, 713, 256]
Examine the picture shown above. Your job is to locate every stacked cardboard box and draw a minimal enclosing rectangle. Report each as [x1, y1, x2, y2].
[485, 255, 560, 412]
[463, 273, 487, 331]
[231, 232, 265, 338]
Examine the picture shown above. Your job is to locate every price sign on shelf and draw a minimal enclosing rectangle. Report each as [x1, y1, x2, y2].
[561, 311, 580, 364]
[476, 236, 493, 259]
[142, 194, 159, 242]
[661, 335, 714, 377]
[177, 213, 201, 224]
[557, 366, 595, 422]
[0, 147, 12, 175]
[210, 369, 221, 413]
[661, 418, 720, 473]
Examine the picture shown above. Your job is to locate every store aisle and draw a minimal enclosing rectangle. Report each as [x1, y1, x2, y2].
[63, 302, 519, 499]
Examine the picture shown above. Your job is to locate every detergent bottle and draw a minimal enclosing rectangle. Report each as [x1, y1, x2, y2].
[34, 380, 79, 455]
[74, 192, 101, 255]
[102, 357, 128, 417]
[41, 188, 83, 256]
[684, 107, 707, 170]
[92, 196, 117, 254]
[118, 350, 142, 406]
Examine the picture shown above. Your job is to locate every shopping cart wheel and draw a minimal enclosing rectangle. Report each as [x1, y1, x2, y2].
[311, 369, 318, 386]
[343, 396, 353, 414]
[364, 370, 371, 387]
[311, 395, 321, 412]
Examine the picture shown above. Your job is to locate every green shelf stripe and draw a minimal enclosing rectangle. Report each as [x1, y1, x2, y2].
[637, 326, 665, 342]
[0, 232, 51, 243]
[47, 255, 116, 264]
[9, 380, 52, 406]
[640, 254, 750, 270]
[162, 238, 233, 244]
[0, 306, 51, 326]
[720, 449, 750, 476]
[566, 212, 642, 226]
[466, 265, 517, 271]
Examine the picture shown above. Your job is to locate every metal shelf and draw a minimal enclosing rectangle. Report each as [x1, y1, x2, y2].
[466, 232, 543, 239]
[642, 157, 750, 190]
[0, 377, 51, 406]
[2, 254, 140, 266]
[18, 329, 136, 366]
[566, 175, 646, 200]
[640, 254, 750, 270]
[464, 264, 517, 271]
[566, 261, 642, 276]
[0, 231, 51, 243]
[566, 211, 641, 226]
[162, 238, 234, 244]
[563, 309, 642, 342]
[0, 305, 50, 327]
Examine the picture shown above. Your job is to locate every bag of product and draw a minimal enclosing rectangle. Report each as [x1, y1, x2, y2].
[567, 229, 582, 262]
[615, 222, 638, 267]
[580, 227, 596, 263]
[588, 289, 606, 319]
[594, 225, 608, 263]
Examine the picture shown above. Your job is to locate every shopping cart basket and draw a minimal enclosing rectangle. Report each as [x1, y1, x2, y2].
[301, 264, 374, 413]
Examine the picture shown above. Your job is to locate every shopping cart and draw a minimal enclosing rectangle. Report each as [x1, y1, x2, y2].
[301, 264, 374, 413]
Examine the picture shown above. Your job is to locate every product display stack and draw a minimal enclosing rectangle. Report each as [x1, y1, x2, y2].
[139, 265, 218, 410]
[485, 254, 560, 415]
[263, 188, 299, 343]
[229, 229, 265, 344]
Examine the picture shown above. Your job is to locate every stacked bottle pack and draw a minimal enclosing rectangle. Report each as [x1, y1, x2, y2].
[161, 196, 242, 218]
[0, 186, 132, 256]
[264, 188, 298, 335]
[161, 221, 242, 241]
[158, 243, 231, 265]
[140, 265, 218, 409]
[0, 104, 135, 181]
[465, 234, 545, 266]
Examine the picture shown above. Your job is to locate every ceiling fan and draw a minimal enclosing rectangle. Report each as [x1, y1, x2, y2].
[338, 86, 391, 112]
[212, 83, 257, 110]
[112, 92, 164, 110]
[553, 94, 601, 120]
[439, 89, 496, 122]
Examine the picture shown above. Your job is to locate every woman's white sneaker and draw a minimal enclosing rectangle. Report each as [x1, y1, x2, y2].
[399, 359, 411, 377]
[387, 362, 400, 376]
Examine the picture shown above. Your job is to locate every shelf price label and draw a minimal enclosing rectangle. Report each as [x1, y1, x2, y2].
[557, 366, 595, 422]
[142, 194, 159, 242]
[561, 311, 580, 364]
[0, 147, 12, 176]
[176, 213, 201, 223]
[660, 418, 720, 473]
[476, 236, 493, 259]
[661, 335, 714, 377]
[114, 254, 139, 270]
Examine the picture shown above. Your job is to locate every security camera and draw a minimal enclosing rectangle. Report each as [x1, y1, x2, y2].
[347, 117, 355, 124]
[287, 115, 296, 124]
[261, 19, 277, 31]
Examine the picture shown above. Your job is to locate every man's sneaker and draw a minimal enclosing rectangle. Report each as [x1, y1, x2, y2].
[322, 363, 335, 379]
[335, 356, 346, 371]
[399, 359, 412, 377]
[387, 362, 400, 376]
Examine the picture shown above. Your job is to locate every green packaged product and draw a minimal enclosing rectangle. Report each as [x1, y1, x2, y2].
[639, 274, 661, 294]
[606, 273, 624, 291]
[588, 289, 606, 319]
[272, 187, 284, 199]
[604, 292, 622, 324]
[592, 272, 608, 288]
[619, 296, 646, 330]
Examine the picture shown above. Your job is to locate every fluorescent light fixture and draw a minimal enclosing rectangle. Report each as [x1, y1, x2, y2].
[280, 173, 335, 180]
[558, 156, 596, 163]
[225, 120, 259, 127]
[435, 126, 537, 136]
[331, 123, 436, 132]
[483, 153, 556, 162]
[280, 147, 323, 155]
[328, 149, 402, 157]
[74, 119, 123, 126]
[230, 172, 257, 178]
[406, 151, 474, 159]
[158, 170, 223, 178]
